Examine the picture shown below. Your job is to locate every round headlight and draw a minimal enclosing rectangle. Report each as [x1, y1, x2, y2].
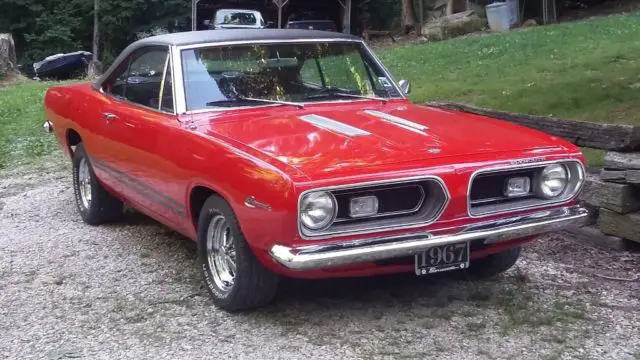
[300, 192, 336, 230]
[537, 164, 568, 198]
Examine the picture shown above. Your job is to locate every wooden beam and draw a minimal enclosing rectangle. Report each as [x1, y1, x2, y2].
[598, 209, 640, 243]
[427, 102, 640, 151]
[580, 174, 640, 214]
[604, 152, 640, 170]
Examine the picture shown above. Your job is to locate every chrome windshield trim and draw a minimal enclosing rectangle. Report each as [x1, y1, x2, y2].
[467, 159, 586, 218]
[297, 175, 451, 240]
[174, 38, 406, 114]
[272, 205, 590, 270]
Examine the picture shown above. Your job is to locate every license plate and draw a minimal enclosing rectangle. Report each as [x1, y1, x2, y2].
[415, 242, 469, 276]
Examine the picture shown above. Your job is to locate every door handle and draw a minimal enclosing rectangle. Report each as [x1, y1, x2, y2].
[102, 113, 118, 122]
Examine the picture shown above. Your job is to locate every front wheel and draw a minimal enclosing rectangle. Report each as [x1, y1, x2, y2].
[197, 195, 279, 312]
[465, 247, 521, 278]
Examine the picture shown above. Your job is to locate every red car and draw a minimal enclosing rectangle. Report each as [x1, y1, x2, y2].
[43, 29, 589, 311]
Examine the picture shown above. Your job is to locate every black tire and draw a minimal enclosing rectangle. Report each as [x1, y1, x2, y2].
[72, 143, 123, 225]
[466, 247, 521, 278]
[197, 195, 279, 312]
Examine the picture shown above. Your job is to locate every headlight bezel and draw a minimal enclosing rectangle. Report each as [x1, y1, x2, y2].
[299, 191, 338, 231]
[468, 159, 585, 218]
[535, 164, 570, 199]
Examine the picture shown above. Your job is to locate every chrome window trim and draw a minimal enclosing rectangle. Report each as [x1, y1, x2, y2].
[333, 184, 426, 223]
[95, 44, 177, 116]
[297, 175, 451, 240]
[467, 159, 586, 218]
[173, 38, 406, 115]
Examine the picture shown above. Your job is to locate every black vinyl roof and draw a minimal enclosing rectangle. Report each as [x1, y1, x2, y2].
[137, 29, 362, 47]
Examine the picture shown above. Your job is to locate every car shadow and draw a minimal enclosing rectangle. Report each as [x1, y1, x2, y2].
[116, 209, 509, 317]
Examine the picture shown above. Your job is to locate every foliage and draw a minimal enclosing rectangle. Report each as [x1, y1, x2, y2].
[357, 0, 402, 31]
[0, 0, 191, 65]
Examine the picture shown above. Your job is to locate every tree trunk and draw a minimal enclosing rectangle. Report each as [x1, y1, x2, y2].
[0, 33, 17, 77]
[402, 0, 418, 34]
[273, 0, 289, 29]
[87, 0, 102, 78]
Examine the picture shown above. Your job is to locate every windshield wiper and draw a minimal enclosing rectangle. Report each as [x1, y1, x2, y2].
[206, 96, 304, 109]
[304, 88, 389, 103]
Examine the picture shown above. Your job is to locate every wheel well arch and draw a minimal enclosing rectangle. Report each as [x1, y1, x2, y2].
[66, 129, 82, 152]
[189, 185, 220, 229]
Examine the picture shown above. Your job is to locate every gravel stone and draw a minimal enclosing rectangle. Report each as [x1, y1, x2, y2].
[1, 160, 639, 360]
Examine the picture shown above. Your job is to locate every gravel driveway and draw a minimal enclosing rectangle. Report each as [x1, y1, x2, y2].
[1, 157, 639, 360]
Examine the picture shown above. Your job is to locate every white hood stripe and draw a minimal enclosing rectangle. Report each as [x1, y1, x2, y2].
[364, 110, 428, 135]
[299, 114, 370, 137]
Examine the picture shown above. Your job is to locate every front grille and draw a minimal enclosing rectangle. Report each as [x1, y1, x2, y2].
[333, 184, 425, 224]
[468, 161, 585, 217]
[470, 169, 536, 207]
[300, 177, 449, 239]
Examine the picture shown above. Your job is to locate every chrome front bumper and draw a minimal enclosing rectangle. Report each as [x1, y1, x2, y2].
[269, 205, 590, 271]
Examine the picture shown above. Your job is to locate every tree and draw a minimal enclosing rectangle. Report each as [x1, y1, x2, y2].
[87, 0, 101, 78]
[402, 0, 418, 34]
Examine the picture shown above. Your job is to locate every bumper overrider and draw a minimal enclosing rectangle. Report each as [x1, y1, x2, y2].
[270, 205, 589, 271]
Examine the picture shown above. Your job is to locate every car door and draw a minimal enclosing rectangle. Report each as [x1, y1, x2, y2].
[96, 46, 186, 227]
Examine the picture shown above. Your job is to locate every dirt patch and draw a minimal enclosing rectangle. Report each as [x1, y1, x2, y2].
[0, 162, 639, 359]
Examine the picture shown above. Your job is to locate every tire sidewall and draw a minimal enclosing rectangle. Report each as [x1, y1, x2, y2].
[72, 144, 94, 222]
[197, 198, 244, 306]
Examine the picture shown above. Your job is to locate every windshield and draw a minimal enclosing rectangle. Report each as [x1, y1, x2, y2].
[215, 11, 258, 26]
[181, 42, 402, 111]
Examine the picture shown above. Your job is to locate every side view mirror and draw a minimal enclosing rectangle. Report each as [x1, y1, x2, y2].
[398, 79, 411, 95]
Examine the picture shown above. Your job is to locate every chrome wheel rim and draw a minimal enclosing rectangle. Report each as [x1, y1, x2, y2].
[206, 214, 237, 293]
[78, 158, 92, 209]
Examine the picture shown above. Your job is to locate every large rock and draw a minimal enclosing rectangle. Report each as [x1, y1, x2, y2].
[579, 174, 640, 214]
[422, 10, 487, 41]
[598, 209, 640, 243]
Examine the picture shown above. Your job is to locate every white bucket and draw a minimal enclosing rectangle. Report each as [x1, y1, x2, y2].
[485, 2, 511, 32]
[505, 0, 519, 26]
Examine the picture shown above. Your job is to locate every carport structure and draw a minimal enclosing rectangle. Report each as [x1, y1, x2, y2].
[191, 0, 355, 33]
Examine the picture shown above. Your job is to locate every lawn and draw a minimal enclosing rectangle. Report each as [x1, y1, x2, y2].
[0, 80, 67, 169]
[1, 13, 639, 168]
[378, 12, 640, 125]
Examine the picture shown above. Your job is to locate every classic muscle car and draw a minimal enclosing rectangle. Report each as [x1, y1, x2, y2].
[43, 29, 590, 311]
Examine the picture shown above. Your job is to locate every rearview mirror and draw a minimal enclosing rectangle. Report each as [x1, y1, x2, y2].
[399, 79, 411, 95]
[203, 19, 211, 26]
[258, 58, 299, 68]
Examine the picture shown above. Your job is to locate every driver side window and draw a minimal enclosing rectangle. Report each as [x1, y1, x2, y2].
[102, 46, 173, 112]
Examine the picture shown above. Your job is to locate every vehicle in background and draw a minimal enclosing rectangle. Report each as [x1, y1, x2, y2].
[286, 11, 338, 31]
[32, 51, 92, 80]
[204, 9, 266, 30]
[286, 20, 338, 31]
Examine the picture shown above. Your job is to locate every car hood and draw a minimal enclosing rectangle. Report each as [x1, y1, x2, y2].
[199, 101, 569, 179]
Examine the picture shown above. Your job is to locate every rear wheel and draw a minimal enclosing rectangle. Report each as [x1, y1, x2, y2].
[197, 195, 279, 312]
[72, 143, 123, 225]
[466, 247, 521, 278]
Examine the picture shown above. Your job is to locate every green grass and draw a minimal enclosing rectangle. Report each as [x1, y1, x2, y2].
[0, 80, 66, 169]
[379, 13, 640, 125]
